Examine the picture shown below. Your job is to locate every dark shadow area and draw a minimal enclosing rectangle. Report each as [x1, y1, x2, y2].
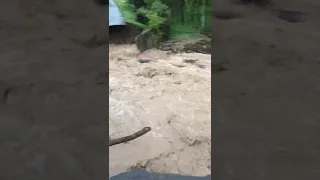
[0, 0, 108, 179]
[95, 0, 109, 6]
[212, 0, 320, 179]
[109, 24, 142, 44]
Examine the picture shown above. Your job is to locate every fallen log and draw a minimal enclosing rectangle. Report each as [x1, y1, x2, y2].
[109, 127, 151, 146]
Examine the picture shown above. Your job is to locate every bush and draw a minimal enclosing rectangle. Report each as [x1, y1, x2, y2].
[125, 0, 211, 40]
[131, 0, 171, 40]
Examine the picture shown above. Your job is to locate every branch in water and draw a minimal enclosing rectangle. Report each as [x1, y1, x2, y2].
[109, 127, 151, 146]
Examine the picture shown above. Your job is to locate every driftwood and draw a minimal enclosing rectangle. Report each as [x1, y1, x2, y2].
[109, 127, 151, 146]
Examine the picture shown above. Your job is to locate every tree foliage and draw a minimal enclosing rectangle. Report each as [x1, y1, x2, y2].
[128, 0, 211, 40]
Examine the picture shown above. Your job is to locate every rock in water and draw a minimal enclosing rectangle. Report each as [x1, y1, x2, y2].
[136, 30, 159, 52]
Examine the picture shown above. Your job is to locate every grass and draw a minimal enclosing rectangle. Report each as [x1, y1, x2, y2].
[170, 23, 204, 40]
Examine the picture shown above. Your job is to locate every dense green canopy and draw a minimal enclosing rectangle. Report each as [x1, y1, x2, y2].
[114, 0, 211, 40]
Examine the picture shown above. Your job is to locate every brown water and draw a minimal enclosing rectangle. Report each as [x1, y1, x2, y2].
[109, 45, 211, 177]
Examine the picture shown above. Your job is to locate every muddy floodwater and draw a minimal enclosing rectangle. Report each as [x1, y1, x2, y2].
[109, 44, 211, 177]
